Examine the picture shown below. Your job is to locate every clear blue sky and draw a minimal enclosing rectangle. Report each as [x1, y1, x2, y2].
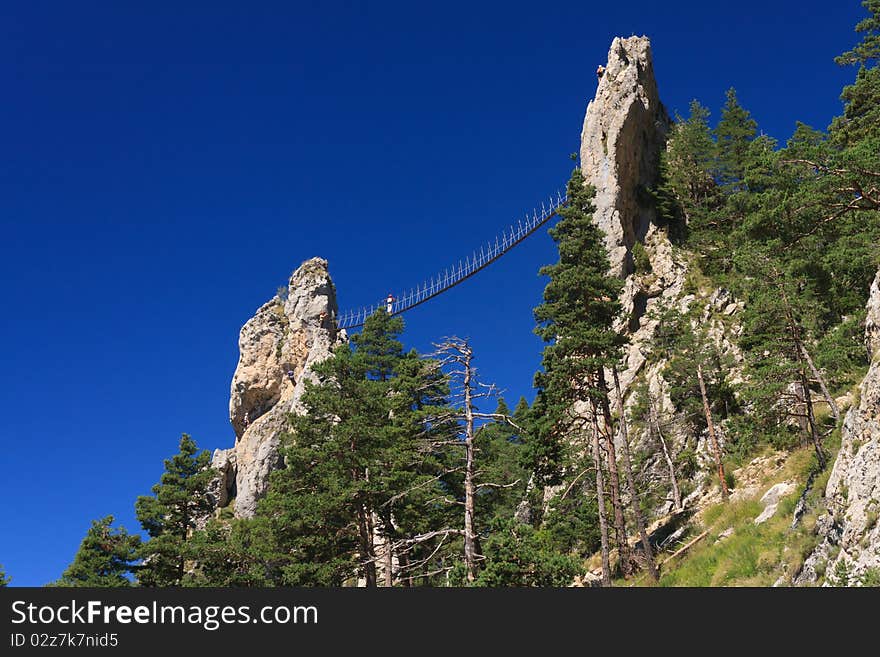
[0, 1, 865, 585]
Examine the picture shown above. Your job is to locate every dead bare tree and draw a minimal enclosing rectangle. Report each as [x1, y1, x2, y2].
[589, 404, 612, 586]
[648, 392, 682, 511]
[799, 343, 839, 425]
[433, 337, 522, 583]
[697, 362, 729, 500]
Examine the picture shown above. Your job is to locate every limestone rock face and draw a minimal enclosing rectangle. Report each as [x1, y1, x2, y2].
[866, 270, 880, 356]
[223, 257, 345, 518]
[798, 268, 880, 584]
[580, 36, 670, 278]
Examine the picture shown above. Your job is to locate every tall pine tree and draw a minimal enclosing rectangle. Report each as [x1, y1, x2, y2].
[533, 166, 629, 584]
[135, 434, 215, 586]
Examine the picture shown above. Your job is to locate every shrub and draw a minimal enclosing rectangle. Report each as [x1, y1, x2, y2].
[632, 242, 652, 275]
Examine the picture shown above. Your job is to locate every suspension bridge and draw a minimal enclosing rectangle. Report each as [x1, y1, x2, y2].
[337, 190, 568, 329]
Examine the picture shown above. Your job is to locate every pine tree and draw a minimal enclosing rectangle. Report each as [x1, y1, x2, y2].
[135, 434, 215, 586]
[655, 100, 721, 240]
[835, 1, 880, 67]
[51, 516, 140, 587]
[0, 565, 9, 587]
[533, 166, 629, 583]
[252, 310, 451, 586]
[714, 88, 758, 189]
[186, 517, 274, 586]
[659, 308, 737, 491]
[471, 518, 580, 587]
[473, 398, 530, 525]
[735, 248, 829, 467]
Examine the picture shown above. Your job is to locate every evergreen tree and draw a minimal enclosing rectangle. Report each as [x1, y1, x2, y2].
[532, 167, 625, 477]
[471, 518, 580, 587]
[657, 305, 737, 481]
[655, 100, 721, 242]
[473, 398, 530, 525]
[0, 565, 9, 587]
[135, 434, 215, 586]
[533, 166, 629, 583]
[251, 310, 451, 586]
[714, 88, 758, 189]
[835, 1, 880, 66]
[735, 248, 829, 467]
[186, 517, 273, 586]
[51, 516, 140, 587]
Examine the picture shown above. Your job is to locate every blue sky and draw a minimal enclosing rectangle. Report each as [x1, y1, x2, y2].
[0, 1, 866, 585]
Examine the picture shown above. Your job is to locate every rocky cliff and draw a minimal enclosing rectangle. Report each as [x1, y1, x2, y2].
[797, 269, 880, 585]
[581, 36, 670, 279]
[211, 258, 345, 518]
[578, 36, 744, 518]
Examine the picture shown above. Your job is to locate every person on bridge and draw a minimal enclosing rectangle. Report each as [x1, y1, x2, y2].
[386, 293, 395, 314]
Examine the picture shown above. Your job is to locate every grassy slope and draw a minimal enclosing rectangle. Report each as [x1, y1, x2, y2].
[617, 439, 841, 587]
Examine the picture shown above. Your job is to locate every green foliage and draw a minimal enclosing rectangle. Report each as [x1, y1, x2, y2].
[859, 567, 880, 586]
[531, 167, 623, 484]
[135, 434, 215, 586]
[186, 518, 275, 586]
[238, 310, 453, 586]
[468, 518, 580, 587]
[814, 311, 870, 391]
[632, 241, 652, 274]
[829, 559, 854, 586]
[51, 516, 140, 587]
[473, 398, 530, 525]
[834, 1, 880, 67]
[542, 491, 601, 560]
[0, 565, 9, 587]
[714, 88, 758, 190]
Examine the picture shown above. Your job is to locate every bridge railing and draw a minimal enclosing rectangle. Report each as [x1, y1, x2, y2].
[337, 190, 567, 329]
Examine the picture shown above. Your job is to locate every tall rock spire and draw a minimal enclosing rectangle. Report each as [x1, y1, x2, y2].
[580, 36, 670, 277]
[211, 257, 345, 518]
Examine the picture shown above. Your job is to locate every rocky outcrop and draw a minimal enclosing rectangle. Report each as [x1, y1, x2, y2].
[214, 258, 345, 518]
[581, 35, 670, 278]
[754, 481, 797, 525]
[797, 268, 880, 585]
[867, 270, 880, 356]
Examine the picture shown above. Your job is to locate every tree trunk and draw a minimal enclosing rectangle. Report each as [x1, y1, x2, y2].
[590, 407, 612, 587]
[800, 343, 839, 424]
[697, 363, 728, 500]
[612, 368, 658, 582]
[596, 369, 630, 575]
[462, 349, 478, 583]
[381, 518, 394, 587]
[798, 364, 827, 469]
[649, 393, 682, 511]
[399, 551, 412, 587]
[356, 502, 377, 587]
